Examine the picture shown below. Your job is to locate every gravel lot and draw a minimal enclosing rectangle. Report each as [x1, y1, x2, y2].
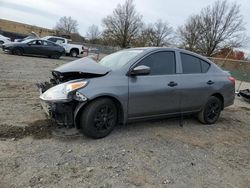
[0, 50, 250, 188]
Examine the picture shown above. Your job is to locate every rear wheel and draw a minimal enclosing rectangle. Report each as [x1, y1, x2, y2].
[198, 96, 222, 124]
[70, 49, 78, 57]
[12, 48, 23, 56]
[79, 98, 117, 139]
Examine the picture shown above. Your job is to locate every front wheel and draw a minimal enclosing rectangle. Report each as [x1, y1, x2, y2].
[12, 48, 23, 56]
[51, 53, 60, 59]
[198, 96, 222, 124]
[79, 98, 117, 139]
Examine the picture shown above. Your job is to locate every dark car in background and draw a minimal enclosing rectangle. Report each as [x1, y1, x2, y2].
[38, 47, 235, 138]
[2, 39, 65, 59]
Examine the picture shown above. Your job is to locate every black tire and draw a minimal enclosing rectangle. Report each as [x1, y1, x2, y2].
[79, 98, 118, 139]
[51, 53, 60, 59]
[70, 49, 78, 57]
[12, 48, 23, 56]
[198, 96, 222, 124]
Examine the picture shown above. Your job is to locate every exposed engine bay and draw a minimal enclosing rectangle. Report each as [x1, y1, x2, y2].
[36, 57, 111, 93]
[36, 71, 104, 93]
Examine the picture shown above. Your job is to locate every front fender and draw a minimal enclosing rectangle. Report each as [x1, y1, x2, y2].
[73, 93, 127, 129]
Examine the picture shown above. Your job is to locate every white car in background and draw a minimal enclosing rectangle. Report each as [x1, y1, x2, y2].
[42, 36, 84, 57]
[0, 34, 11, 46]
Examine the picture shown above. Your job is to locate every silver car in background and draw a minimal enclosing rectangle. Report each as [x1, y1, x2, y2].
[38, 47, 235, 138]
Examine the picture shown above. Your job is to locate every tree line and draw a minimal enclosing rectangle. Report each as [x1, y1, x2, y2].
[55, 0, 247, 57]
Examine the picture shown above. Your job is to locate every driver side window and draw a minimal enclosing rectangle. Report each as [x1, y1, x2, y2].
[136, 51, 176, 75]
[29, 40, 42, 45]
[28, 40, 37, 45]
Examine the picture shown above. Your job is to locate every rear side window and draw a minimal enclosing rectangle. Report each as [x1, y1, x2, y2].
[201, 60, 210, 73]
[48, 38, 64, 44]
[137, 51, 176, 75]
[55, 38, 65, 44]
[42, 41, 56, 46]
[180, 53, 210, 74]
[47, 38, 56, 42]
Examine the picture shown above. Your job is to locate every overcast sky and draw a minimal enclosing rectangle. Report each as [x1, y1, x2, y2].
[0, 0, 249, 51]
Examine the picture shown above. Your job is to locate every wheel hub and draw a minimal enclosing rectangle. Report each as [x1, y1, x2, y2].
[207, 102, 220, 121]
[94, 105, 114, 130]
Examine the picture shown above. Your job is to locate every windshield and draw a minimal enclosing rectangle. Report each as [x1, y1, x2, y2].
[21, 39, 34, 43]
[99, 49, 143, 70]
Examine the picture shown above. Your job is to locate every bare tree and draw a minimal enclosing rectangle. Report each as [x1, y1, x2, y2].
[134, 24, 154, 47]
[134, 20, 173, 47]
[178, 15, 201, 51]
[151, 19, 173, 46]
[86, 25, 101, 43]
[55, 16, 78, 35]
[178, 0, 246, 56]
[102, 0, 143, 47]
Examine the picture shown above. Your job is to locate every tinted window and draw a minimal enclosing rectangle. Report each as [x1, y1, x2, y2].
[27, 40, 37, 45]
[28, 40, 42, 45]
[137, 51, 176, 75]
[201, 60, 210, 73]
[47, 38, 56, 42]
[181, 53, 201, 73]
[42, 41, 56, 46]
[180, 53, 210, 74]
[55, 38, 65, 44]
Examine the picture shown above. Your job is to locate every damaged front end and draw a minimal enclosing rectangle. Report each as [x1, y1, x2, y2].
[37, 57, 110, 127]
[38, 79, 89, 127]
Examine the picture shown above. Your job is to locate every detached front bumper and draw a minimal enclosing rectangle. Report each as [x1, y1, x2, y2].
[40, 100, 77, 127]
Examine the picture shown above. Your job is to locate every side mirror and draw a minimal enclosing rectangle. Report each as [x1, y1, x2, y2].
[129, 65, 150, 76]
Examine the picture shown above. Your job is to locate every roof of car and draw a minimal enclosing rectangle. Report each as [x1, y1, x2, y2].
[127, 47, 212, 63]
[44, 36, 66, 39]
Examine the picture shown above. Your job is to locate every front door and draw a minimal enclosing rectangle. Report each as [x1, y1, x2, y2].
[26, 40, 43, 55]
[128, 51, 180, 119]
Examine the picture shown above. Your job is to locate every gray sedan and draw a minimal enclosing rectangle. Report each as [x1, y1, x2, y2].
[2, 39, 65, 59]
[38, 47, 235, 138]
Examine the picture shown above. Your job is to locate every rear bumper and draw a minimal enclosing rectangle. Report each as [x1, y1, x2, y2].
[40, 100, 77, 127]
[224, 88, 235, 108]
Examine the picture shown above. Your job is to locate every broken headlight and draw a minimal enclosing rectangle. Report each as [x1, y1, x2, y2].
[40, 80, 88, 102]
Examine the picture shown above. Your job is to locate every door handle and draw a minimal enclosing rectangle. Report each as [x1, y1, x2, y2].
[168, 81, 178, 87]
[207, 80, 214, 85]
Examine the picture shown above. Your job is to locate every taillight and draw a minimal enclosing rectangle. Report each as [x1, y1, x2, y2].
[228, 76, 236, 86]
[82, 46, 84, 50]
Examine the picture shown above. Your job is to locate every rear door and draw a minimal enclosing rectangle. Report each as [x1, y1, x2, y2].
[41, 40, 57, 55]
[128, 51, 181, 118]
[25, 40, 38, 54]
[49, 37, 66, 48]
[178, 52, 213, 112]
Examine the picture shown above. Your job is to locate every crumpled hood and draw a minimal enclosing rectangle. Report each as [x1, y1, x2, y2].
[54, 57, 111, 75]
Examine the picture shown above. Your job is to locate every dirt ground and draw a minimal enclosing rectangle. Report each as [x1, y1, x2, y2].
[0, 50, 250, 188]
